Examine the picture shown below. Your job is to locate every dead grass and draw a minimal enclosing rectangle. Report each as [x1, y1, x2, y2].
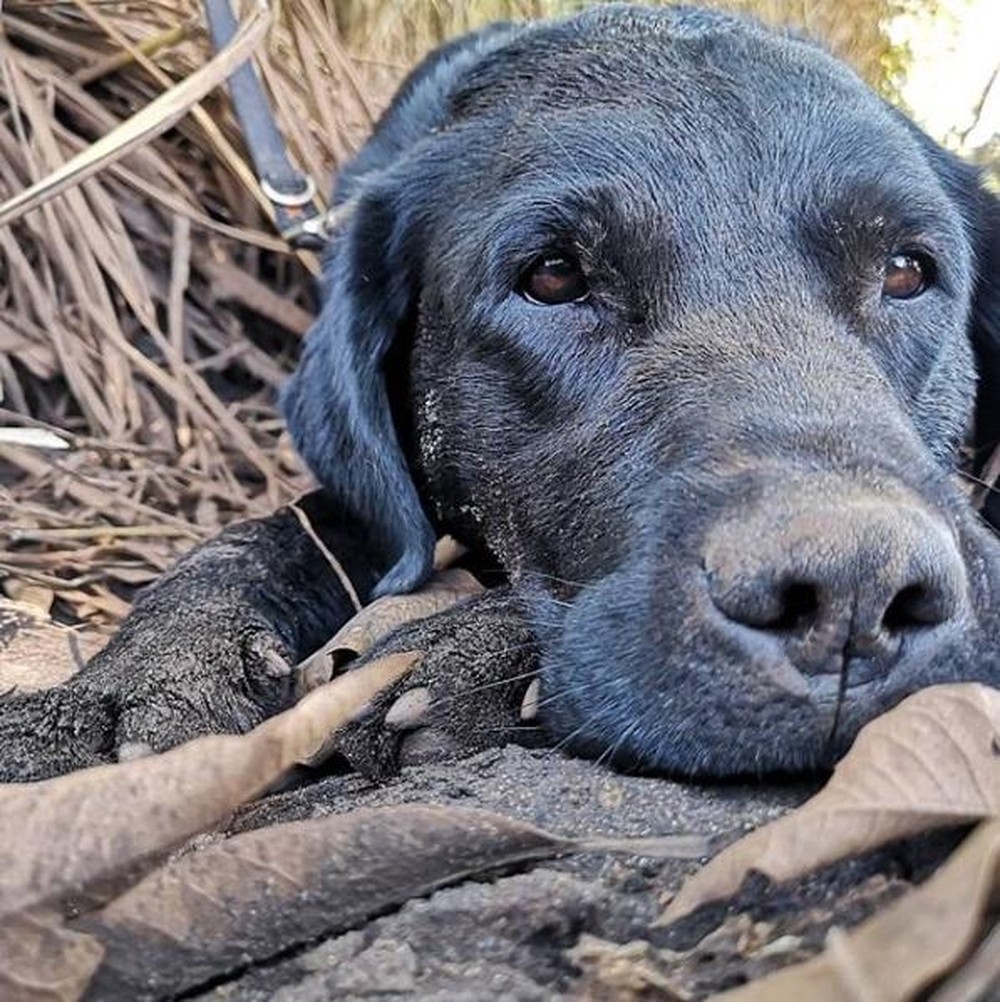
[0, 0, 971, 626]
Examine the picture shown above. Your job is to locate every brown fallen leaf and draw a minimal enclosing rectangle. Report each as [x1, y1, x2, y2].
[0, 651, 415, 918]
[0, 597, 105, 693]
[716, 818, 1000, 1001]
[74, 805, 706, 1000]
[662, 684, 1000, 924]
[295, 567, 483, 693]
[928, 920, 1000, 1002]
[0, 908, 104, 1002]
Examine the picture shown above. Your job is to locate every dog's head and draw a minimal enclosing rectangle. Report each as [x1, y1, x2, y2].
[284, 5, 1000, 775]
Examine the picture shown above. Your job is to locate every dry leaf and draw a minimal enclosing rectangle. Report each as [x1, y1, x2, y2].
[0, 597, 103, 693]
[662, 684, 1000, 924]
[77, 805, 571, 998]
[295, 567, 483, 692]
[71, 806, 704, 999]
[716, 818, 1000, 1001]
[928, 922, 1000, 1002]
[0, 908, 104, 1002]
[0, 651, 414, 918]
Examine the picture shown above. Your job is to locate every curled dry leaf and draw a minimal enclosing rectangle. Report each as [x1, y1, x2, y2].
[662, 684, 1000, 924]
[0, 652, 415, 918]
[0, 597, 104, 694]
[73, 806, 706, 1000]
[716, 818, 1000, 1002]
[77, 805, 567, 998]
[295, 567, 484, 693]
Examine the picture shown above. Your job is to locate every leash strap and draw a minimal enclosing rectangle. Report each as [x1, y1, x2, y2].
[203, 0, 330, 249]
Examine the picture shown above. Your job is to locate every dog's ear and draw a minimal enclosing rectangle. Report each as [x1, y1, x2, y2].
[967, 184, 1000, 527]
[283, 188, 435, 597]
[283, 23, 520, 596]
[908, 122, 1000, 462]
[937, 153, 1000, 525]
[967, 184, 1000, 463]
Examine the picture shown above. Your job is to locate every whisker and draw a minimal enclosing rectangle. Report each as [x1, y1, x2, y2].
[426, 667, 542, 709]
[596, 715, 644, 768]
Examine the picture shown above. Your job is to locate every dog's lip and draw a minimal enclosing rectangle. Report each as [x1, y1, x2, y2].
[753, 651, 884, 701]
[807, 670, 881, 706]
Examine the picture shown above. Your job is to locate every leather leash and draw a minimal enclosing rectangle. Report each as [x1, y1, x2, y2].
[203, 0, 335, 250]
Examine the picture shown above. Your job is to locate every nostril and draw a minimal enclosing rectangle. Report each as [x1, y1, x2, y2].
[767, 582, 820, 632]
[881, 582, 949, 633]
[714, 577, 821, 633]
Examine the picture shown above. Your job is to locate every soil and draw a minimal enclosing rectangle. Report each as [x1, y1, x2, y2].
[188, 745, 957, 1000]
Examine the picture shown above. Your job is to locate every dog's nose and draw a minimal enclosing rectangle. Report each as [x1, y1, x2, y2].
[703, 495, 968, 673]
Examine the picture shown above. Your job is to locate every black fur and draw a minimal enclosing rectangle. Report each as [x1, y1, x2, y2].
[2, 4, 997, 781]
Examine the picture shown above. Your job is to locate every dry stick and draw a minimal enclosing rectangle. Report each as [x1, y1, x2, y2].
[975, 446, 1000, 509]
[0, 12, 107, 66]
[200, 257, 314, 336]
[7, 525, 196, 543]
[168, 214, 193, 449]
[289, 501, 364, 613]
[101, 158, 291, 252]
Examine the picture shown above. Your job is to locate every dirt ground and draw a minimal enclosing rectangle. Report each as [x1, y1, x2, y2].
[186, 745, 956, 1001]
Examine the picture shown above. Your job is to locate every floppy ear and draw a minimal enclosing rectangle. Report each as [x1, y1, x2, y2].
[282, 188, 436, 597]
[967, 184, 1000, 470]
[939, 157, 1000, 524]
[283, 22, 521, 596]
[968, 184, 1000, 528]
[905, 118, 1000, 518]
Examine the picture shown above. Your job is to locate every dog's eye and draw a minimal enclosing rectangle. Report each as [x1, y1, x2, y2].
[882, 252, 934, 300]
[519, 255, 589, 305]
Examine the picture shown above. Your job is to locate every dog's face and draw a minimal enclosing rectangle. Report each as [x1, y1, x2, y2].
[285, 6, 1000, 775]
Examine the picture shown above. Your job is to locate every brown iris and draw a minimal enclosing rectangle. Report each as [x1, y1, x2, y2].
[883, 252, 933, 300]
[519, 254, 589, 305]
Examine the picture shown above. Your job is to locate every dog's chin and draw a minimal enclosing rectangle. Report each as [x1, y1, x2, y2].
[530, 570, 983, 778]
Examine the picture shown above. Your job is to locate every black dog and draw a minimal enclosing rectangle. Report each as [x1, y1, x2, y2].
[3, 4, 998, 781]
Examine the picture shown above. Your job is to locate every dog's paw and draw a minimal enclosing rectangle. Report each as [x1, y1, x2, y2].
[0, 614, 295, 783]
[331, 589, 542, 779]
[0, 685, 118, 782]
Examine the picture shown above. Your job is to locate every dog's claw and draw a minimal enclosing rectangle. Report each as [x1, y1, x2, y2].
[520, 678, 541, 722]
[384, 686, 432, 730]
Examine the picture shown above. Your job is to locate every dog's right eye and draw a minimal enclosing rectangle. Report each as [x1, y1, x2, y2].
[518, 255, 589, 305]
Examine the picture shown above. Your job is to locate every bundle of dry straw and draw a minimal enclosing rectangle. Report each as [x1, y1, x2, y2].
[0, 1, 394, 623]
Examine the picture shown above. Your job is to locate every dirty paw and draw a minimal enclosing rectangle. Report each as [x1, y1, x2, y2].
[0, 618, 296, 783]
[332, 590, 543, 779]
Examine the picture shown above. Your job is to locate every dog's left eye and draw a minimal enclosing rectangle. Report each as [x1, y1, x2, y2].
[518, 255, 589, 305]
[882, 251, 934, 300]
